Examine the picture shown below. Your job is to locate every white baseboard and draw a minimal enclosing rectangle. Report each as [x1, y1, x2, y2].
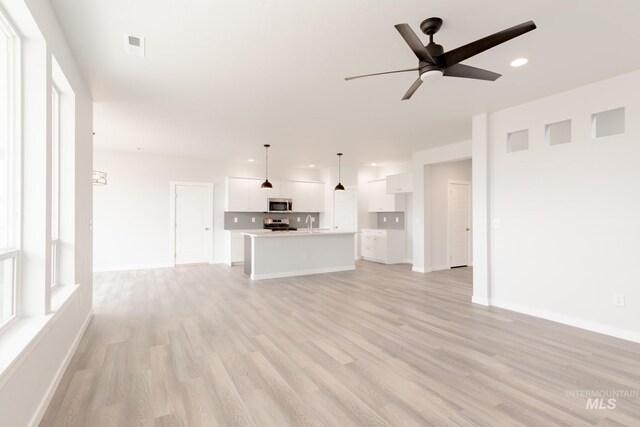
[29, 309, 94, 427]
[93, 264, 171, 273]
[411, 266, 431, 273]
[489, 299, 640, 344]
[471, 296, 490, 306]
[251, 265, 355, 280]
[430, 265, 450, 272]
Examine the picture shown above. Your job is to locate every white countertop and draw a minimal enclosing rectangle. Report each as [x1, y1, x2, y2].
[242, 229, 356, 238]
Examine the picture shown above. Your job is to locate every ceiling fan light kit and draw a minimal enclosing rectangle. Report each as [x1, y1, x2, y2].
[345, 17, 537, 100]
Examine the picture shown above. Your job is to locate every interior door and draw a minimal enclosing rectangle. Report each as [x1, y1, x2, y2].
[334, 189, 358, 258]
[334, 189, 357, 231]
[448, 182, 471, 267]
[175, 184, 211, 264]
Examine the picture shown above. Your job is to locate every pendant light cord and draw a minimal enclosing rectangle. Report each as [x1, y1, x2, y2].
[264, 144, 270, 181]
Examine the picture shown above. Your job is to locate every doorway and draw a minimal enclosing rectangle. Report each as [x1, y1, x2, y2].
[448, 180, 471, 267]
[170, 182, 213, 265]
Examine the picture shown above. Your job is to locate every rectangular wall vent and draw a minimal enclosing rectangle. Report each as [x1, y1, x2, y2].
[507, 129, 529, 153]
[546, 119, 572, 146]
[124, 34, 145, 57]
[592, 107, 625, 138]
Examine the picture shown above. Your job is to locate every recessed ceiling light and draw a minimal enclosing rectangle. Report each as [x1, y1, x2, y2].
[248, 159, 255, 162]
[371, 162, 377, 166]
[510, 57, 528, 67]
[308, 164, 315, 168]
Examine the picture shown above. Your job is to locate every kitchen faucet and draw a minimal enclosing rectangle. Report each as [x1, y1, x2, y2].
[305, 214, 313, 232]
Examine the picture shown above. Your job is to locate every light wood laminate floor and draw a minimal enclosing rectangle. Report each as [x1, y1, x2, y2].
[41, 262, 640, 426]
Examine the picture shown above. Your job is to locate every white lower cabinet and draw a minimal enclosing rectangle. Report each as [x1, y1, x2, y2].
[360, 229, 406, 264]
[225, 230, 260, 265]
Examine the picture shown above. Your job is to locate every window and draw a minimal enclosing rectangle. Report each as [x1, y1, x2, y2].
[546, 119, 572, 146]
[51, 86, 60, 286]
[592, 107, 625, 138]
[507, 129, 529, 153]
[0, 9, 19, 327]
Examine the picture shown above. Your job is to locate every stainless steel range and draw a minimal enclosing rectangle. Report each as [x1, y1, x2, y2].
[263, 218, 297, 232]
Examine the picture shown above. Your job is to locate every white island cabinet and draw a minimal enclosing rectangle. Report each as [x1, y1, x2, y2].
[242, 230, 356, 280]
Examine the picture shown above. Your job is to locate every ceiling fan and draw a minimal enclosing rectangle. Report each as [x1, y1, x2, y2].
[345, 17, 537, 100]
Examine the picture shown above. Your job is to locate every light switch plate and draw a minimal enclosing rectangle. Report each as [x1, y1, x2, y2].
[234, 217, 238, 223]
[251, 217, 255, 223]
[383, 217, 387, 222]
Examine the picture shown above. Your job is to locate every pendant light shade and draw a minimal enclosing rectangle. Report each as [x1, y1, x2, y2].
[261, 144, 272, 189]
[334, 153, 345, 191]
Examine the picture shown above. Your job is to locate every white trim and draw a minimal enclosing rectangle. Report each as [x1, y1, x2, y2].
[489, 299, 640, 344]
[471, 296, 490, 306]
[0, 284, 80, 388]
[447, 179, 471, 268]
[28, 308, 93, 427]
[250, 265, 355, 280]
[169, 181, 214, 267]
[93, 263, 172, 273]
[430, 265, 450, 271]
[411, 266, 430, 273]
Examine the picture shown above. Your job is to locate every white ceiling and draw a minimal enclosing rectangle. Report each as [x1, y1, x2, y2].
[51, 0, 640, 168]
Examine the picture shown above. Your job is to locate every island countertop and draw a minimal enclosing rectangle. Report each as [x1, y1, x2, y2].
[242, 230, 356, 238]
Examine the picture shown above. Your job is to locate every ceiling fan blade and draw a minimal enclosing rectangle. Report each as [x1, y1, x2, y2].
[443, 63, 501, 81]
[402, 78, 423, 100]
[344, 68, 419, 81]
[394, 24, 434, 62]
[438, 21, 536, 67]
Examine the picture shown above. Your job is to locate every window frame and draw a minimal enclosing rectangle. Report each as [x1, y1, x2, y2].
[50, 85, 60, 287]
[0, 7, 21, 331]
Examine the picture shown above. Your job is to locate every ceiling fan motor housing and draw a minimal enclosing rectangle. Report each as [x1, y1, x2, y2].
[419, 61, 444, 76]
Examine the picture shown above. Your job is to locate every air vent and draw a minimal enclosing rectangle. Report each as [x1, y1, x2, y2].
[124, 34, 145, 57]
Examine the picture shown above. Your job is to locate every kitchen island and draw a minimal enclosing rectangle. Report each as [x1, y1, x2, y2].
[242, 230, 356, 280]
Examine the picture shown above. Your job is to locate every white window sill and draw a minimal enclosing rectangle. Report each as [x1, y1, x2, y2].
[0, 283, 80, 389]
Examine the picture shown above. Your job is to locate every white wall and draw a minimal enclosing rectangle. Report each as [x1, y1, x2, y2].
[427, 159, 472, 269]
[0, 1, 93, 426]
[93, 150, 319, 271]
[485, 69, 640, 341]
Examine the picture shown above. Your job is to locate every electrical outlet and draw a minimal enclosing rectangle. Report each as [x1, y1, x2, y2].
[311, 217, 315, 222]
[251, 217, 255, 223]
[383, 217, 387, 223]
[613, 293, 625, 307]
[297, 217, 300, 222]
[492, 219, 502, 228]
[395, 217, 399, 223]
[234, 217, 238, 223]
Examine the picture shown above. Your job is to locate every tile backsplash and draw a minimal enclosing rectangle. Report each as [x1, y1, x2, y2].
[224, 212, 320, 230]
[375, 212, 405, 230]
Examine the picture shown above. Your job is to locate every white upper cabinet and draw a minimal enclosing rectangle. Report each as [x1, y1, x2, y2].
[269, 180, 293, 199]
[386, 173, 413, 194]
[292, 181, 324, 212]
[368, 179, 405, 212]
[225, 177, 267, 212]
[226, 177, 250, 211]
[247, 179, 268, 211]
[224, 177, 323, 212]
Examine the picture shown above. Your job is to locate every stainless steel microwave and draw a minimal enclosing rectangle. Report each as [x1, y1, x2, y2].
[268, 198, 293, 212]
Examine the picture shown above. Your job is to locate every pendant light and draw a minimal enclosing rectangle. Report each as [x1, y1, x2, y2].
[334, 153, 345, 191]
[260, 144, 273, 189]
